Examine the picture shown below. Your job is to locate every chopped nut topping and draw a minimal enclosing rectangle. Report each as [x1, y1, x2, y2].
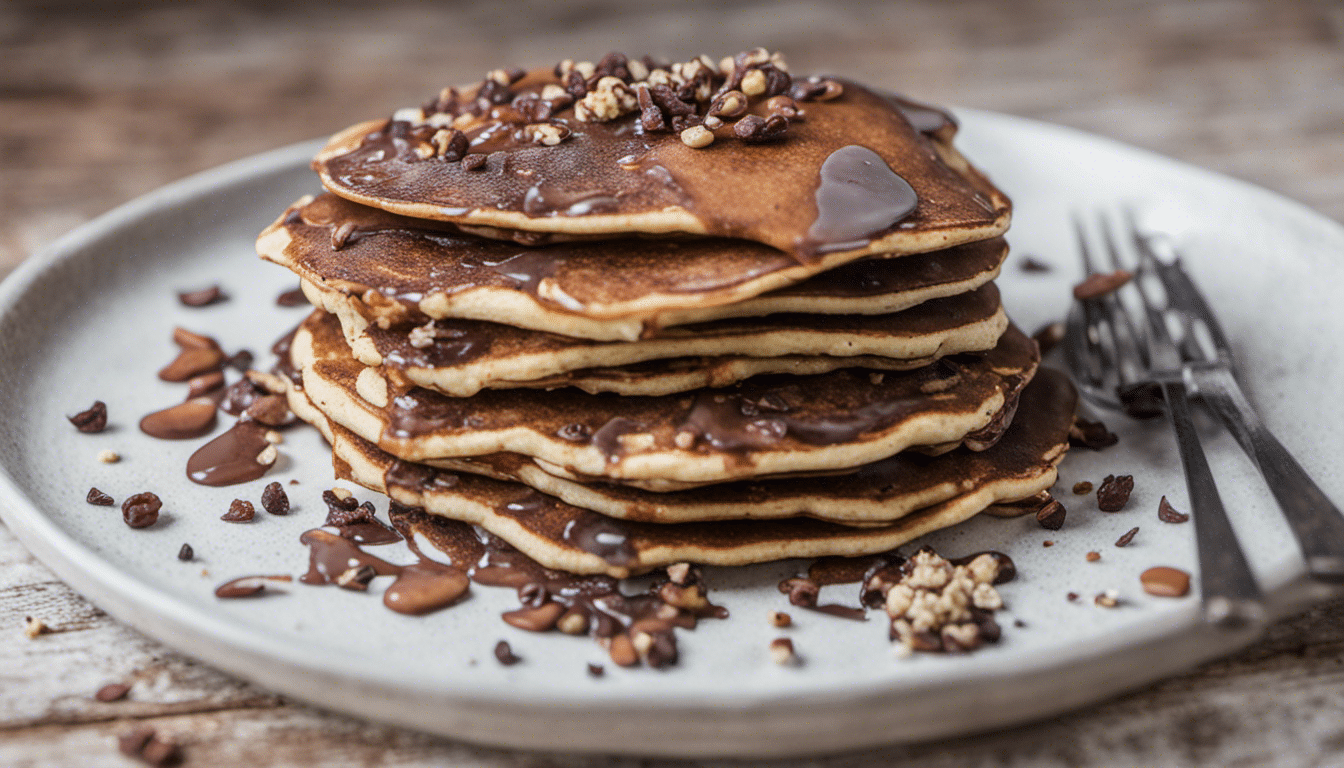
[97, 449, 120, 464]
[1095, 590, 1120, 608]
[23, 615, 48, 639]
[769, 637, 799, 665]
[873, 548, 1008, 656]
[769, 610, 792, 628]
[680, 125, 714, 148]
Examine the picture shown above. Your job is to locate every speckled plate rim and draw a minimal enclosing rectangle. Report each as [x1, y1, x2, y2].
[0, 112, 1341, 757]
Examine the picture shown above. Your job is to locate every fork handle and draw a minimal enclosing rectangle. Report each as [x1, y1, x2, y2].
[1161, 380, 1266, 627]
[1191, 366, 1344, 582]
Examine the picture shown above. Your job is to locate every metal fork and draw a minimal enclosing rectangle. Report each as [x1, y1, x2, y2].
[1065, 213, 1265, 628]
[1125, 215, 1344, 582]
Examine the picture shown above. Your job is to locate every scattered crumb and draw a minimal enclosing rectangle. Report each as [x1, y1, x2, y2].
[1095, 590, 1120, 608]
[1067, 592, 1080, 602]
[1115, 527, 1140, 547]
[95, 682, 131, 702]
[1072, 481, 1093, 495]
[1086, 551, 1101, 562]
[97, 449, 120, 464]
[1043, 540, 1055, 548]
[769, 611, 792, 628]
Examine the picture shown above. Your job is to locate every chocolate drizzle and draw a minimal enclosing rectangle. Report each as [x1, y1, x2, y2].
[299, 528, 468, 614]
[804, 145, 918, 256]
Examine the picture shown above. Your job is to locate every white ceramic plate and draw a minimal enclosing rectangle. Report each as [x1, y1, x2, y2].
[2, 111, 1343, 757]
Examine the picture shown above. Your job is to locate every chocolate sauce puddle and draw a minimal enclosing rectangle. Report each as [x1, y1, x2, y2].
[186, 421, 273, 486]
[299, 528, 468, 615]
[388, 503, 725, 668]
[803, 145, 917, 256]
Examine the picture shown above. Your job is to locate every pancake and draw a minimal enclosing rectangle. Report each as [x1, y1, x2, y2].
[291, 376, 1066, 577]
[292, 310, 1040, 486]
[287, 368, 1074, 526]
[311, 50, 1010, 260]
[259, 193, 1009, 341]
[328, 283, 1007, 396]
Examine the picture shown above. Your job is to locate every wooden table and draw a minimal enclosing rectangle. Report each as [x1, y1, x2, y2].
[4, 1, 1344, 764]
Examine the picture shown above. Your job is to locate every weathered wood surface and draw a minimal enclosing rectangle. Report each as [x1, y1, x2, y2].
[3, 0, 1344, 765]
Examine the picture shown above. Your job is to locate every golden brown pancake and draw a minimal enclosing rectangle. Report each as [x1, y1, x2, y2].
[289, 372, 1070, 577]
[259, 193, 1008, 341]
[291, 310, 1040, 487]
[330, 283, 1007, 396]
[311, 50, 1009, 260]
[287, 368, 1074, 527]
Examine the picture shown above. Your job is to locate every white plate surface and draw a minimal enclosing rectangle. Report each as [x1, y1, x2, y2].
[2, 111, 1343, 757]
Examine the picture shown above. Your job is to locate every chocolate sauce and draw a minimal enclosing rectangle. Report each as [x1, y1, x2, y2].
[881, 92, 957, 135]
[186, 421, 273, 486]
[299, 529, 402, 585]
[560, 511, 639, 568]
[214, 574, 291, 599]
[139, 398, 217, 440]
[590, 417, 643, 462]
[803, 145, 917, 255]
[391, 504, 723, 667]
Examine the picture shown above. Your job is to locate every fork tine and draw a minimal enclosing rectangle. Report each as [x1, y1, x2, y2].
[1124, 209, 1235, 366]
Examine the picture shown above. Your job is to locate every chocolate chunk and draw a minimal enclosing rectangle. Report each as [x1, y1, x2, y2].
[139, 398, 217, 440]
[121, 493, 162, 529]
[95, 682, 131, 702]
[218, 377, 267, 416]
[1067, 592, 1079, 602]
[1073, 269, 1132, 300]
[226, 349, 254, 372]
[586, 662, 605, 677]
[323, 491, 371, 527]
[178, 284, 226, 307]
[68, 401, 108, 433]
[1036, 499, 1067, 530]
[1072, 481, 1094, 495]
[221, 499, 255, 523]
[214, 574, 289, 598]
[276, 287, 308, 307]
[732, 113, 789, 143]
[1097, 474, 1135, 512]
[1019, 256, 1053, 273]
[1140, 566, 1191, 597]
[244, 394, 291, 426]
[636, 84, 667, 132]
[1070, 417, 1119, 450]
[158, 347, 225, 382]
[1158, 495, 1189, 523]
[1115, 527, 1140, 547]
[87, 487, 114, 506]
[177, 543, 194, 561]
[494, 640, 522, 666]
[1117, 381, 1165, 419]
[261, 481, 289, 515]
[461, 154, 487, 171]
[185, 371, 226, 398]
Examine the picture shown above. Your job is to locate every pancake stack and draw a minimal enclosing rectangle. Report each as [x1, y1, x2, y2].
[258, 49, 1077, 577]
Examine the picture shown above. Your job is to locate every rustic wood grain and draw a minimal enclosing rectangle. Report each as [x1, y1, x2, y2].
[2, 0, 1343, 765]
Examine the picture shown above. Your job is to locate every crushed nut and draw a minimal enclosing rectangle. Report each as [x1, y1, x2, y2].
[97, 449, 120, 464]
[680, 125, 714, 148]
[524, 122, 572, 146]
[1086, 551, 1101, 562]
[769, 637, 799, 665]
[1073, 481, 1094, 495]
[1095, 590, 1120, 608]
[255, 444, 278, 467]
[23, 615, 48, 639]
[769, 610, 792, 628]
